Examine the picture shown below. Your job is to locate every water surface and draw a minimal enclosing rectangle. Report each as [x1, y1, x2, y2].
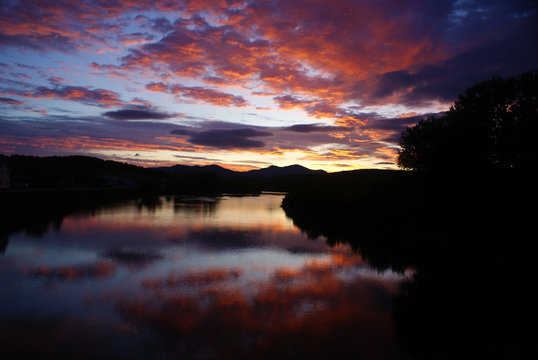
[1, 194, 409, 359]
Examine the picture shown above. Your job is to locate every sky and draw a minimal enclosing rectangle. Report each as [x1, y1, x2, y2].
[0, 0, 537, 171]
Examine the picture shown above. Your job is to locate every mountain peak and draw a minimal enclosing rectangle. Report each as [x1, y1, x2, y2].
[246, 164, 325, 177]
[154, 163, 325, 179]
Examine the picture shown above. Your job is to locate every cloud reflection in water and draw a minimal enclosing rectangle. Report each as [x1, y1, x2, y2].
[0, 194, 408, 359]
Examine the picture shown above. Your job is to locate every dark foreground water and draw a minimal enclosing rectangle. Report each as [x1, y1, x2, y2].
[0, 194, 411, 359]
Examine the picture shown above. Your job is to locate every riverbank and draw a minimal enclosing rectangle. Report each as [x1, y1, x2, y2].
[282, 169, 535, 246]
[281, 169, 538, 359]
[0, 187, 158, 240]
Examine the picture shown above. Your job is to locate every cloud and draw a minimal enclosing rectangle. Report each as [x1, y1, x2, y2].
[273, 95, 370, 126]
[169, 128, 194, 136]
[4, 1, 535, 110]
[0, 96, 24, 105]
[0, 0, 100, 51]
[365, 113, 442, 133]
[173, 85, 248, 107]
[273, 95, 312, 110]
[282, 124, 349, 133]
[189, 128, 273, 149]
[146, 82, 249, 107]
[0, 113, 201, 158]
[149, 17, 174, 33]
[19, 85, 124, 107]
[47, 76, 67, 85]
[173, 154, 216, 161]
[359, 112, 447, 145]
[117, 32, 155, 47]
[1, 0, 537, 169]
[103, 107, 175, 120]
[138, 1, 534, 110]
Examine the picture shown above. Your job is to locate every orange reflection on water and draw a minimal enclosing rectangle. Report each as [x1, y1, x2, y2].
[60, 195, 296, 238]
[1, 194, 407, 359]
[142, 268, 243, 290]
[118, 249, 402, 359]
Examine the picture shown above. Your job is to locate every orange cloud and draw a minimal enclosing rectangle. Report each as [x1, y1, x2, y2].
[146, 82, 248, 107]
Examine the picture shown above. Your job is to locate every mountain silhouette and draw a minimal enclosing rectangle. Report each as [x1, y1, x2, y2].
[153, 164, 325, 179]
[244, 164, 326, 178]
[153, 164, 240, 179]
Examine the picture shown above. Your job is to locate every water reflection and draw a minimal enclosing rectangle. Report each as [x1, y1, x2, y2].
[283, 180, 538, 360]
[0, 194, 409, 359]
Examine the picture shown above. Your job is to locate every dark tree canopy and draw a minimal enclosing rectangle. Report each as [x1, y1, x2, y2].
[398, 70, 538, 171]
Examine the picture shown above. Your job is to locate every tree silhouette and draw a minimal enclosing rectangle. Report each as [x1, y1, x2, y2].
[398, 70, 538, 171]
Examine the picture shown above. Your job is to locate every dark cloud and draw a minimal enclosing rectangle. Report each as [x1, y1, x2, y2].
[173, 154, 215, 161]
[372, 70, 418, 99]
[202, 76, 228, 85]
[170, 128, 194, 135]
[381, 133, 403, 145]
[365, 114, 442, 133]
[47, 76, 66, 85]
[0, 113, 199, 158]
[189, 128, 273, 149]
[282, 124, 348, 133]
[273, 95, 312, 109]
[0, 97, 24, 105]
[0, 33, 77, 52]
[16, 63, 39, 70]
[363, 112, 447, 145]
[10, 72, 31, 80]
[103, 107, 174, 120]
[150, 17, 174, 33]
[366, 2, 538, 106]
[0, 76, 34, 89]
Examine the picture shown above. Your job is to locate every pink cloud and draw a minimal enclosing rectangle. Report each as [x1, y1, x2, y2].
[19, 86, 124, 107]
[146, 82, 248, 107]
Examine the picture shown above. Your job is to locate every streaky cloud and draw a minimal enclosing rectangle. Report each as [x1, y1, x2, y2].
[282, 124, 349, 133]
[0, 96, 24, 105]
[103, 107, 175, 120]
[189, 128, 273, 149]
[18, 85, 124, 107]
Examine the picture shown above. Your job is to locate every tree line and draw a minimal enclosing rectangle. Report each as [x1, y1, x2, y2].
[398, 70, 537, 172]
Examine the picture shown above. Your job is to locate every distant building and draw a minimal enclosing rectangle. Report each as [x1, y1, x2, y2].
[0, 159, 10, 189]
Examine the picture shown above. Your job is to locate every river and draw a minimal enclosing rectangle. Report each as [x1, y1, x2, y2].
[0, 193, 411, 359]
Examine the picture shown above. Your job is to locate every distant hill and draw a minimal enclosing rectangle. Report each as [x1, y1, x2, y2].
[4, 155, 409, 195]
[1, 154, 162, 189]
[1, 155, 331, 194]
[153, 164, 240, 179]
[153, 164, 326, 179]
[244, 164, 326, 178]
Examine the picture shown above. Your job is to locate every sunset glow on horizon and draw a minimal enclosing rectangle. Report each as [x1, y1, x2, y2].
[1, 0, 536, 171]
